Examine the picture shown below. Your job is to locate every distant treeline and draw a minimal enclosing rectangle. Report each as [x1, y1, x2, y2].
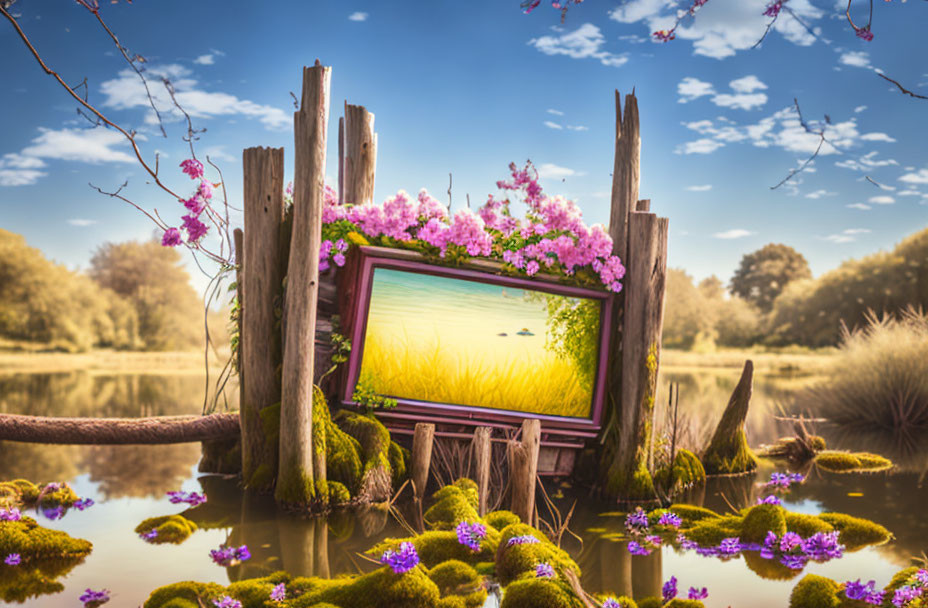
[0, 229, 217, 352]
[664, 227, 928, 349]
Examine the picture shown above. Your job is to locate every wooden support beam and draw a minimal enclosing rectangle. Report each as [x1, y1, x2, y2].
[241, 147, 285, 490]
[277, 62, 331, 506]
[636, 199, 650, 212]
[472, 426, 492, 516]
[608, 90, 641, 264]
[342, 102, 377, 205]
[337, 116, 345, 205]
[510, 419, 541, 523]
[615, 211, 669, 500]
[411, 422, 435, 501]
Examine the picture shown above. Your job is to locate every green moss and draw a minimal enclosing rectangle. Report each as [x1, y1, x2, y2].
[741, 504, 787, 544]
[815, 451, 893, 473]
[274, 464, 317, 505]
[681, 514, 744, 547]
[495, 523, 579, 586]
[144, 581, 227, 608]
[883, 567, 919, 601]
[327, 481, 351, 505]
[475, 561, 495, 576]
[370, 530, 498, 568]
[0, 556, 85, 603]
[247, 463, 275, 492]
[809, 436, 827, 451]
[672, 449, 706, 487]
[789, 574, 841, 608]
[335, 411, 391, 474]
[389, 441, 409, 487]
[702, 429, 758, 475]
[424, 486, 480, 531]
[594, 596, 637, 608]
[606, 459, 656, 501]
[499, 577, 587, 608]
[743, 549, 803, 581]
[665, 600, 706, 608]
[437, 597, 467, 608]
[485, 510, 521, 531]
[668, 504, 721, 525]
[784, 512, 834, 537]
[638, 598, 663, 608]
[258, 402, 281, 445]
[817, 513, 891, 551]
[326, 422, 364, 495]
[134, 515, 198, 544]
[295, 566, 441, 608]
[0, 516, 92, 559]
[0, 480, 40, 506]
[428, 560, 486, 608]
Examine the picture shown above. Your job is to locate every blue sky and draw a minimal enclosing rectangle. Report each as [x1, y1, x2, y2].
[1, 0, 926, 294]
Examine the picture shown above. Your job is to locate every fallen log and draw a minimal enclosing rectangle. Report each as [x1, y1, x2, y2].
[0, 412, 240, 445]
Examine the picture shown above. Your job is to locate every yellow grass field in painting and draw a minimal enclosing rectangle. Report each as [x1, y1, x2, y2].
[358, 327, 591, 417]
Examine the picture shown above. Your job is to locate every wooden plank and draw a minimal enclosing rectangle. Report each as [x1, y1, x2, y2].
[337, 116, 345, 205]
[241, 147, 285, 490]
[277, 62, 331, 505]
[608, 90, 640, 263]
[636, 199, 650, 212]
[343, 103, 376, 206]
[510, 418, 541, 523]
[411, 422, 435, 501]
[616, 211, 669, 499]
[472, 426, 492, 516]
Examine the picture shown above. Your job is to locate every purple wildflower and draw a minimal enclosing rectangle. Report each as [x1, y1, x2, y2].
[779, 531, 803, 553]
[210, 544, 251, 567]
[166, 491, 207, 506]
[161, 227, 183, 247]
[140, 529, 159, 541]
[270, 583, 286, 602]
[662, 576, 678, 602]
[234, 545, 251, 561]
[180, 159, 204, 180]
[916, 570, 928, 586]
[212, 597, 242, 608]
[627, 541, 650, 556]
[781, 553, 808, 570]
[0, 508, 22, 522]
[4, 553, 20, 566]
[380, 541, 419, 574]
[43, 505, 65, 520]
[455, 521, 487, 552]
[73, 498, 94, 511]
[645, 535, 662, 546]
[844, 579, 879, 602]
[602, 599, 625, 608]
[79, 588, 111, 607]
[802, 531, 844, 561]
[507, 535, 540, 547]
[625, 507, 649, 532]
[757, 495, 782, 506]
[688, 587, 709, 600]
[893, 585, 920, 607]
[535, 562, 556, 578]
[658, 512, 682, 527]
[718, 537, 742, 555]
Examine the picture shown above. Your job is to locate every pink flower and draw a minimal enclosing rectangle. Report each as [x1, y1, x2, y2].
[653, 29, 676, 42]
[180, 159, 204, 179]
[182, 214, 209, 242]
[526, 260, 540, 276]
[197, 180, 214, 201]
[763, 1, 783, 17]
[161, 227, 183, 247]
[855, 26, 874, 41]
[183, 196, 207, 216]
[417, 189, 448, 221]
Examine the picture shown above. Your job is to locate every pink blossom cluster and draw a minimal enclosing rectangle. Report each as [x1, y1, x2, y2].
[162, 159, 212, 247]
[318, 162, 625, 292]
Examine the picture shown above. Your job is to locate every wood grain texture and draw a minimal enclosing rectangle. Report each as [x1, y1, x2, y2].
[411, 422, 435, 501]
[0, 412, 240, 444]
[343, 103, 376, 206]
[472, 426, 492, 516]
[509, 418, 540, 523]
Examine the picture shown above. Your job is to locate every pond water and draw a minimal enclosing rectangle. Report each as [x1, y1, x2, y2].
[0, 365, 923, 607]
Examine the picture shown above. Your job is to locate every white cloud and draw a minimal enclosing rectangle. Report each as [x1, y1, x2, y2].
[544, 121, 563, 130]
[613, 0, 824, 59]
[685, 184, 713, 191]
[0, 168, 46, 186]
[899, 168, 928, 185]
[846, 203, 871, 210]
[805, 189, 837, 199]
[729, 75, 768, 94]
[99, 64, 290, 131]
[546, 109, 564, 116]
[898, 189, 923, 196]
[854, 105, 868, 113]
[678, 77, 715, 103]
[839, 51, 871, 69]
[675, 138, 725, 154]
[859, 132, 896, 142]
[348, 11, 368, 21]
[67, 218, 97, 227]
[713, 229, 755, 239]
[202, 145, 236, 163]
[868, 195, 895, 205]
[529, 23, 628, 68]
[194, 54, 215, 65]
[712, 92, 768, 110]
[536, 163, 578, 179]
[843, 228, 871, 235]
[21, 127, 135, 163]
[835, 151, 898, 172]
[566, 125, 589, 131]
[823, 228, 870, 243]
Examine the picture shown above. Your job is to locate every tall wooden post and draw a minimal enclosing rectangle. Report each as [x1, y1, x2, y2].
[472, 426, 492, 516]
[411, 422, 435, 501]
[510, 419, 540, 523]
[241, 148, 285, 490]
[342, 103, 377, 206]
[608, 90, 640, 264]
[277, 62, 331, 506]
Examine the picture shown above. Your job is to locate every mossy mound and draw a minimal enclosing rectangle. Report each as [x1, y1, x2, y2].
[784, 512, 834, 538]
[135, 515, 198, 544]
[655, 450, 707, 495]
[388, 442, 409, 489]
[682, 514, 743, 547]
[370, 529, 498, 569]
[0, 516, 92, 560]
[485, 510, 521, 531]
[334, 411, 394, 500]
[494, 523, 580, 586]
[702, 429, 758, 475]
[637, 598, 662, 608]
[814, 451, 893, 474]
[499, 577, 587, 608]
[428, 560, 486, 608]
[789, 574, 842, 608]
[0, 556, 86, 603]
[144, 580, 230, 608]
[742, 550, 803, 581]
[593, 596, 638, 608]
[665, 600, 706, 608]
[741, 504, 787, 544]
[668, 504, 721, 526]
[424, 483, 480, 531]
[817, 513, 891, 550]
[0, 480, 40, 506]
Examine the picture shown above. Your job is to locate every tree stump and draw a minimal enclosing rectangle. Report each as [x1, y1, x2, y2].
[702, 360, 758, 475]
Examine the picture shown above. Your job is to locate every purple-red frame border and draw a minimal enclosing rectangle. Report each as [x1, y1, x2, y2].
[341, 249, 614, 434]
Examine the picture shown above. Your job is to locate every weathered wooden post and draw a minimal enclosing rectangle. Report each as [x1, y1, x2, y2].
[472, 426, 492, 516]
[510, 418, 540, 523]
[276, 62, 331, 506]
[411, 422, 435, 501]
[241, 148, 285, 490]
[342, 102, 377, 205]
[702, 360, 758, 474]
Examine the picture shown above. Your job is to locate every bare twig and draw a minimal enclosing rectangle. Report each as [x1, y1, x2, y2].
[770, 98, 835, 190]
[877, 72, 928, 100]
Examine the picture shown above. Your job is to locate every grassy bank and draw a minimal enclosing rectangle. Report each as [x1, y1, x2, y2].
[0, 344, 231, 375]
[662, 347, 835, 374]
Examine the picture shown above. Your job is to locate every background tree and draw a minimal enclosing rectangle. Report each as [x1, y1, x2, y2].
[89, 239, 202, 351]
[730, 243, 811, 313]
